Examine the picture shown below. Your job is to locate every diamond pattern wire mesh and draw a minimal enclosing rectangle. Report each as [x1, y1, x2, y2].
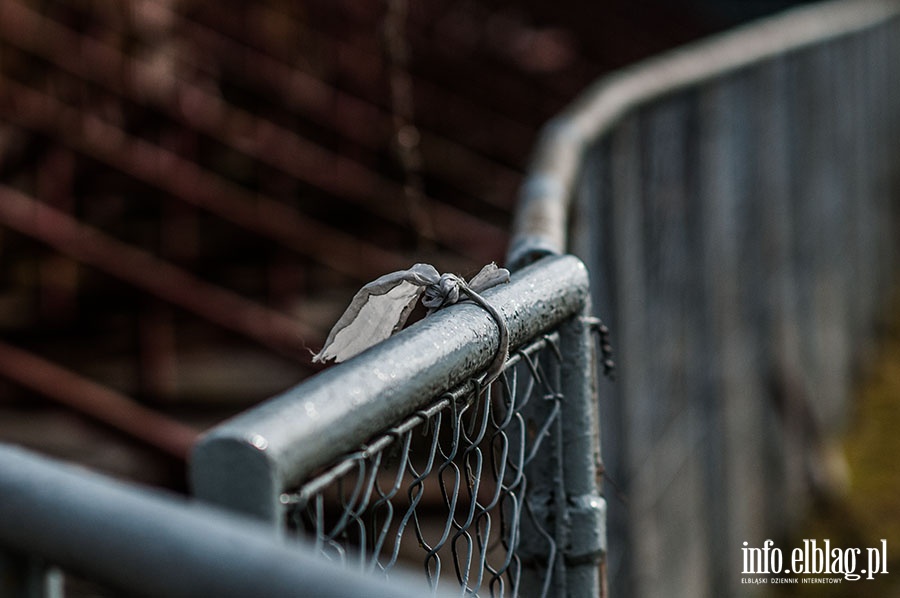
[282, 333, 565, 597]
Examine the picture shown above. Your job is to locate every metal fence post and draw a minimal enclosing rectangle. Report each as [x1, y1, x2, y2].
[516, 301, 606, 598]
[557, 305, 606, 597]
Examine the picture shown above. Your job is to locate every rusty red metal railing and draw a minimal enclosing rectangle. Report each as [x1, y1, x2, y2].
[0, 186, 319, 362]
[0, 341, 198, 460]
[0, 0, 507, 263]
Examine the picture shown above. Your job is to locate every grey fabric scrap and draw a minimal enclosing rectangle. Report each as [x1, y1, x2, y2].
[313, 262, 509, 364]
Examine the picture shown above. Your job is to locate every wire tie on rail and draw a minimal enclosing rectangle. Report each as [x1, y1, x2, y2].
[313, 263, 510, 383]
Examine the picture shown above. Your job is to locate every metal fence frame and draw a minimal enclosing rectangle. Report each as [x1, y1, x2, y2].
[3, 1, 899, 596]
[0, 443, 440, 598]
[509, 0, 900, 596]
[191, 254, 606, 596]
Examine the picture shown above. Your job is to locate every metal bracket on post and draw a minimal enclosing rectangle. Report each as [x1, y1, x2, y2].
[565, 493, 607, 567]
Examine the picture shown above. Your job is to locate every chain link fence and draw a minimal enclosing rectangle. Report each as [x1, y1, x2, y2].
[285, 334, 562, 596]
[511, 1, 900, 595]
[6, 2, 899, 596]
[191, 255, 606, 597]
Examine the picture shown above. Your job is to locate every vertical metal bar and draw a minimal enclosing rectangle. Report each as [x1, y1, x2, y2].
[557, 307, 606, 597]
[755, 51, 809, 534]
[516, 312, 604, 598]
[573, 136, 624, 594]
[698, 70, 771, 597]
[645, 91, 717, 598]
[878, 16, 900, 289]
[608, 115, 645, 598]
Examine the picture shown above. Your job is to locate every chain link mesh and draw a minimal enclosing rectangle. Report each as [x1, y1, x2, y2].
[281, 333, 566, 597]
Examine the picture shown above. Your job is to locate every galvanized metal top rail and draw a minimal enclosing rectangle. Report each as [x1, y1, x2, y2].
[508, 0, 900, 269]
[191, 254, 590, 523]
[0, 444, 442, 598]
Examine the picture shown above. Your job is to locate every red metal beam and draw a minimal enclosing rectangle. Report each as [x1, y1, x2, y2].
[159, 4, 524, 207]
[143, 0, 536, 169]
[0, 77, 410, 280]
[0, 0, 508, 261]
[0, 340, 199, 461]
[0, 186, 319, 363]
